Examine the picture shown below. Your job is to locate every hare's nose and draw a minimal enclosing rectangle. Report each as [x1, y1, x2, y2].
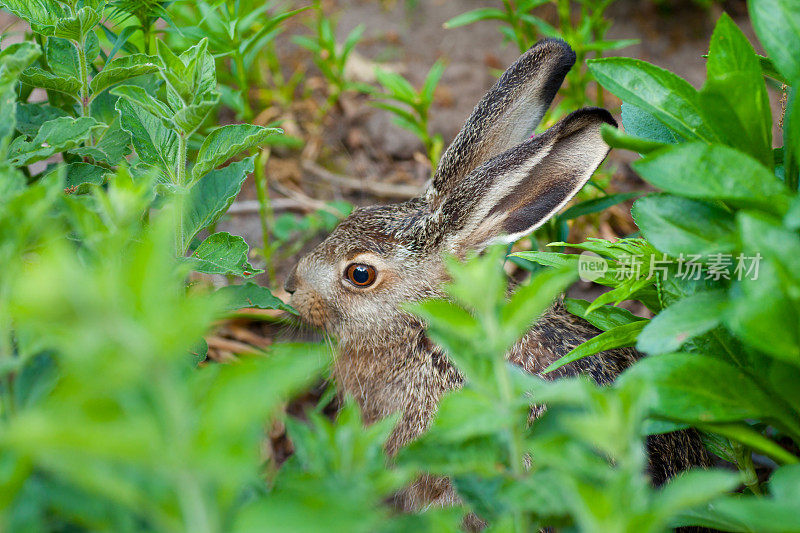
[284, 265, 298, 294]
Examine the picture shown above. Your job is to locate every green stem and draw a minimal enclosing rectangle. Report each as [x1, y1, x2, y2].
[733, 443, 762, 496]
[254, 148, 275, 285]
[175, 134, 188, 255]
[76, 36, 91, 126]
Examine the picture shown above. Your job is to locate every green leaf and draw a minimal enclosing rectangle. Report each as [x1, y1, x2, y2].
[502, 266, 577, 344]
[443, 8, 507, 28]
[632, 143, 790, 214]
[619, 353, 792, 429]
[621, 102, 680, 145]
[422, 59, 446, 105]
[375, 69, 417, 104]
[631, 194, 738, 257]
[8, 116, 104, 166]
[600, 123, 667, 155]
[563, 298, 644, 331]
[656, 469, 740, 517]
[60, 162, 110, 194]
[182, 156, 254, 247]
[172, 92, 220, 135]
[52, 6, 102, 41]
[637, 290, 728, 355]
[699, 14, 772, 167]
[184, 232, 262, 277]
[19, 67, 81, 98]
[191, 124, 280, 183]
[588, 57, 715, 142]
[783, 86, 799, 192]
[544, 321, 648, 374]
[14, 103, 68, 136]
[0, 0, 64, 35]
[89, 55, 159, 99]
[111, 84, 174, 121]
[749, 0, 800, 83]
[115, 97, 178, 179]
[69, 120, 132, 165]
[216, 282, 296, 313]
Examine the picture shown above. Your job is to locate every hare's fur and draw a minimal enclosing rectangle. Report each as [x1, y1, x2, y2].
[286, 38, 710, 514]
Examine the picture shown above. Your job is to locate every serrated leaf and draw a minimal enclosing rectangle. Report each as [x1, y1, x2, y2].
[116, 97, 178, 179]
[89, 54, 159, 98]
[14, 103, 68, 136]
[184, 232, 262, 277]
[182, 156, 254, 248]
[111, 84, 174, 121]
[172, 92, 219, 135]
[191, 124, 279, 183]
[8, 116, 104, 166]
[19, 66, 81, 97]
[52, 6, 102, 41]
[216, 282, 296, 313]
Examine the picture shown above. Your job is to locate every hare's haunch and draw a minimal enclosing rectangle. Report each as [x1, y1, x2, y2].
[286, 38, 710, 515]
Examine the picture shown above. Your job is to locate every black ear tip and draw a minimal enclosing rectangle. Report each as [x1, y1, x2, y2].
[574, 107, 618, 129]
[526, 38, 576, 68]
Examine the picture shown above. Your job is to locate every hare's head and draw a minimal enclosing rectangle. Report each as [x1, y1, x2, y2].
[285, 39, 616, 344]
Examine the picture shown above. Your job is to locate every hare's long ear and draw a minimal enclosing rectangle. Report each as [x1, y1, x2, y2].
[436, 108, 616, 252]
[427, 39, 575, 206]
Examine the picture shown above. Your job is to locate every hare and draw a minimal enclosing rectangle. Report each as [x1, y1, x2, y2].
[285, 39, 710, 514]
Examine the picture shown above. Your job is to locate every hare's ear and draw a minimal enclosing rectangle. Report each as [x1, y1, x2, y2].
[436, 108, 616, 252]
[427, 39, 575, 206]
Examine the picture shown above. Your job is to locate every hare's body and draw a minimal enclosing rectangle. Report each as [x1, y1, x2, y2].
[286, 39, 710, 518]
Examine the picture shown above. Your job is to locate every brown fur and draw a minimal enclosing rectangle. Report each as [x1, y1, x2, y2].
[285, 39, 710, 520]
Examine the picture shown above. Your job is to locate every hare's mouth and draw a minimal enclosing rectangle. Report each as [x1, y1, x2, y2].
[289, 291, 331, 329]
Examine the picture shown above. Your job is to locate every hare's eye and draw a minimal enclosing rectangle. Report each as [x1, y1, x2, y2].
[345, 263, 376, 287]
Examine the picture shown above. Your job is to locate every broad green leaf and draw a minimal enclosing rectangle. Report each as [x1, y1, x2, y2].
[217, 282, 296, 313]
[185, 232, 262, 277]
[111, 84, 174, 121]
[60, 162, 109, 194]
[725, 212, 800, 365]
[619, 353, 796, 432]
[14, 103, 68, 136]
[116, 97, 178, 179]
[19, 66, 81, 97]
[637, 290, 728, 355]
[749, 0, 800, 83]
[69, 120, 132, 165]
[656, 469, 740, 517]
[172, 92, 220, 135]
[0, 42, 41, 153]
[588, 58, 715, 141]
[563, 298, 644, 331]
[191, 124, 280, 183]
[89, 55, 159, 98]
[45, 37, 79, 79]
[632, 143, 790, 214]
[699, 14, 772, 167]
[620, 102, 679, 145]
[502, 266, 577, 344]
[52, 6, 102, 41]
[182, 156, 254, 246]
[631, 194, 738, 257]
[8, 116, 104, 166]
[0, 0, 65, 35]
[443, 8, 507, 29]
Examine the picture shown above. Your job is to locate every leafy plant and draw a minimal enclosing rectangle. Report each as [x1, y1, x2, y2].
[515, 4, 800, 527]
[372, 60, 445, 171]
[292, 0, 371, 115]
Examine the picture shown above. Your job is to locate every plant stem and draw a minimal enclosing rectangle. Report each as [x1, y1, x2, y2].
[76, 36, 91, 125]
[175, 134, 188, 255]
[254, 148, 275, 285]
[733, 443, 762, 496]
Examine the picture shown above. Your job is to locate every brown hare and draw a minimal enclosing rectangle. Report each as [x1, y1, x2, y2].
[285, 38, 710, 515]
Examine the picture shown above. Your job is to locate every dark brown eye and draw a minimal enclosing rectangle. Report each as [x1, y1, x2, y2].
[345, 263, 376, 287]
